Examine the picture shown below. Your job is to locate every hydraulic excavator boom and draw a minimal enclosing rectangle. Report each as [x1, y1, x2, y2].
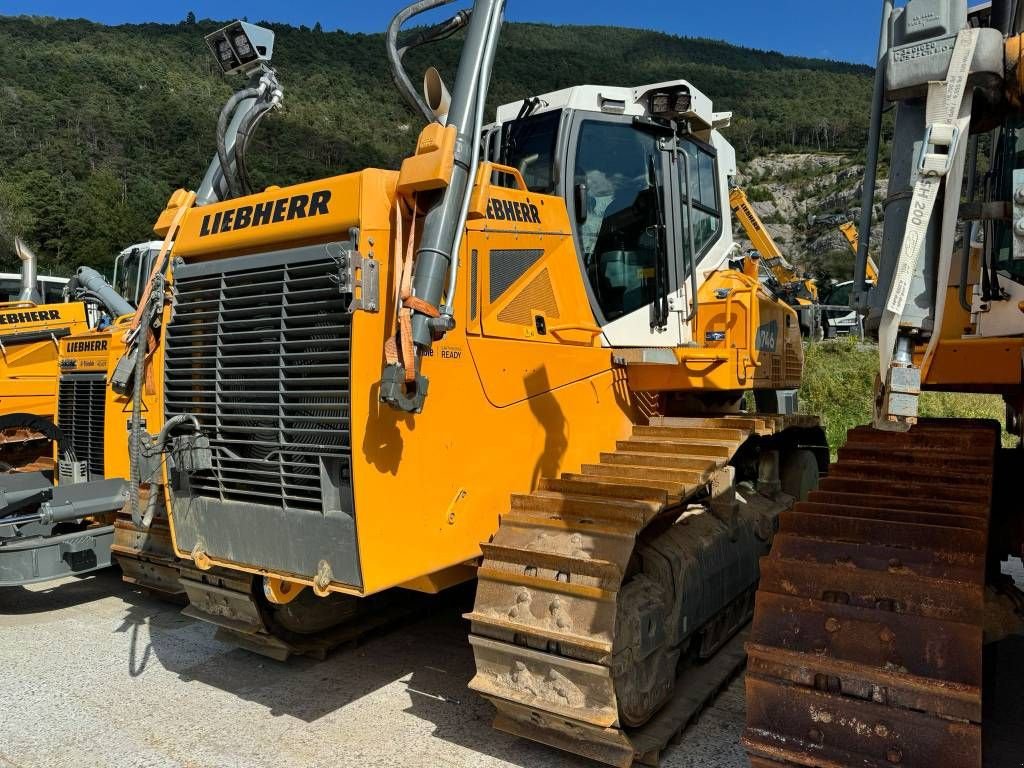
[840, 220, 878, 281]
[729, 185, 820, 335]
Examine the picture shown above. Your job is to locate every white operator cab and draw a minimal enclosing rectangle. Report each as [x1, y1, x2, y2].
[488, 80, 737, 348]
[112, 241, 164, 309]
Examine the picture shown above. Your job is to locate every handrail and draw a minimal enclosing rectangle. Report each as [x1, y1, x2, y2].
[483, 161, 528, 192]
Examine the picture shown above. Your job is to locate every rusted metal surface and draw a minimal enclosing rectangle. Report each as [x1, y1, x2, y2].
[468, 415, 822, 766]
[743, 418, 997, 768]
[746, 676, 981, 768]
[110, 488, 188, 602]
[0, 429, 54, 473]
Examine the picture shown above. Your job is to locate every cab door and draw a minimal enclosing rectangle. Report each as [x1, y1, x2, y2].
[563, 113, 685, 348]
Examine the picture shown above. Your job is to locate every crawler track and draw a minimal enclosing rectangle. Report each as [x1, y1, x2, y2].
[111, 488, 188, 602]
[743, 418, 998, 768]
[467, 414, 821, 767]
[114, 490, 426, 660]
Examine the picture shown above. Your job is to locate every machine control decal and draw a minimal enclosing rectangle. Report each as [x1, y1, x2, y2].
[755, 320, 778, 352]
[0, 309, 61, 325]
[486, 197, 541, 224]
[199, 190, 332, 237]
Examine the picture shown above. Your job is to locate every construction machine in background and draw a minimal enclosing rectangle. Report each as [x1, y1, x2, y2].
[744, 1, 1024, 766]
[816, 224, 878, 338]
[730, 185, 821, 338]
[94, 5, 827, 764]
[0, 239, 87, 475]
[0, 241, 166, 586]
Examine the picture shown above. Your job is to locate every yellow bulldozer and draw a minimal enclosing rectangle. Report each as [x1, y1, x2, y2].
[744, 1, 1024, 766]
[54, 6, 828, 764]
[0, 239, 90, 475]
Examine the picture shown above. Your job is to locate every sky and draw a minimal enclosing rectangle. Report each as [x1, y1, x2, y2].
[0, 1, 909, 65]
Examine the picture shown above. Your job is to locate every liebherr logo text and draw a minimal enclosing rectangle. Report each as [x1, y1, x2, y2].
[0, 309, 60, 325]
[67, 340, 108, 353]
[486, 197, 541, 224]
[199, 190, 332, 237]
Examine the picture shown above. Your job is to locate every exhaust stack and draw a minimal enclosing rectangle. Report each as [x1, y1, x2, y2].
[424, 67, 452, 124]
[13, 237, 41, 304]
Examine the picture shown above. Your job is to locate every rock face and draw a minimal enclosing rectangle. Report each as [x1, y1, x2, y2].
[731, 153, 888, 281]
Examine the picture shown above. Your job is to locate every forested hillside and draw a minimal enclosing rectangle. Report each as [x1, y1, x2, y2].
[0, 14, 873, 274]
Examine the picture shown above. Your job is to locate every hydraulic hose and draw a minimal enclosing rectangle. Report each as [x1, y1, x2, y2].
[386, 0, 458, 123]
[139, 414, 202, 527]
[853, 0, 893, 312]
[235, 93, 280, 195]
[216, 87, 260, 199]
[128, 276, 158, 528]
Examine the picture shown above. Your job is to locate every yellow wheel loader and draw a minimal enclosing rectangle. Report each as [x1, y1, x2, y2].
[0, 237, 163, 586]
[744, 1, 1024, 766]
[101, 6, 823, 764]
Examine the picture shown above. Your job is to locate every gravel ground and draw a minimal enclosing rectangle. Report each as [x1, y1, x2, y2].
[0, 571, 749, 768]
[1, 561, 1021, 768]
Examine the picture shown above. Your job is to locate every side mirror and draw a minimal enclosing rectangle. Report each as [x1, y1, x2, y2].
[574, 183, 588, 224]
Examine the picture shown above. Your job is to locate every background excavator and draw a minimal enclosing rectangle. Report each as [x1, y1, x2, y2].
[730, 185, 822, 339]
[744, 1, 1024, 766]
[73, 4, 829, 765]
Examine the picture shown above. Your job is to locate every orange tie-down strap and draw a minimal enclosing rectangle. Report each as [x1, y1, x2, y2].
[383, 197, 440, 384]
[126, 190, 197, 343]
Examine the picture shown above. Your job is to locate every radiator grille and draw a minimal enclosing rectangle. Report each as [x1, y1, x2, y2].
[164, 248, 351, 513]
[57, 374, 106, 479]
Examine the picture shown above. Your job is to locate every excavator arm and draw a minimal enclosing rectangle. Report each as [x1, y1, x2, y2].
[729, 186, 818, 303]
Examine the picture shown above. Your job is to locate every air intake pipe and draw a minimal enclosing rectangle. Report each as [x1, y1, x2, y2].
[70, 266, 134, 319]
[13, 237, 41, 304]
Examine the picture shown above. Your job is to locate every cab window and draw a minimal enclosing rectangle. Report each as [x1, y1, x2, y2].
[574, 120, 661, 322]
[0, 278, 21, 303]
[498, 110, 560, 193]
[680, 140, 722, 260]
[39, 279, 65, 304]
[114, 250, 142, 308]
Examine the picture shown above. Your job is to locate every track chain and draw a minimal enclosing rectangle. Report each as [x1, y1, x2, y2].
[467, 414, 818, 766]
[743, 418, 998, 768]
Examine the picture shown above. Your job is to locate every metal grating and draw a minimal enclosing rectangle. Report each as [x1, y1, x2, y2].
[57, 374, 106, 479]
[164, 248, 351, 513]
[489, 248, 544, 303]
[470, 249, 479, 321]
[496, 268, 560, 326]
